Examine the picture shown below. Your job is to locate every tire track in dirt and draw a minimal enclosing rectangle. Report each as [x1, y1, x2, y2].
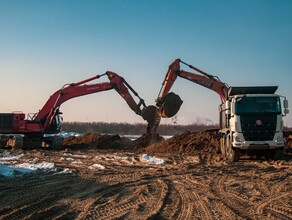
[127, 178, 169, 219]
[183, 174, 218, 219]
[80, 178, 169, 220]
[1, 145, 292, 219]
[174, 180, 203, 220]
[209, 173, 251, 219]
[0, 174, 78, 219]
[254, 181, 292, 220]
[1, 196, 57, 220]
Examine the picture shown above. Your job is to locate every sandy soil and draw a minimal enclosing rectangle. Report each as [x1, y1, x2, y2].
[1, 131, 292, 220]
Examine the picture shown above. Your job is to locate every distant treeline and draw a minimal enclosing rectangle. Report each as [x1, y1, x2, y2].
[62, 122, 219, 135]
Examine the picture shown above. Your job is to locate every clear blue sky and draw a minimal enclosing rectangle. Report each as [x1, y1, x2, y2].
[0, 0, 291, 126]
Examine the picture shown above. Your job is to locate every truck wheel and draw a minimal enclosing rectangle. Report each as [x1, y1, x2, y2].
[225, 136, 240, 162]
[220, 137, 226, 158]
[271, 148, 283, 160]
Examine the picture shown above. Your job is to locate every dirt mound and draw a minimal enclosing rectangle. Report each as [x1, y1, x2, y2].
[144, 129, 292, 155]
[63, 132, 132, 149]
[131, 133, 165, 148]
[63, 130, 292, 154]
[143, 129, 220, 155]
[63, 132, 165, 150]
[284, 133, 292, 152]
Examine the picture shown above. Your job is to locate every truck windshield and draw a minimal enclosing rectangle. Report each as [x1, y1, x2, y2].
[235, 97, 281, 114]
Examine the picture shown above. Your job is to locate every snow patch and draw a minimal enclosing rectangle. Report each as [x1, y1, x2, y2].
[44, 131, 81, 138]
[63, 153, 87, 158]
[90, 163, 106, 170]
[0, 164, 31, 177]
[0, 152, 69, 178]
[0, 153, 24, 164]
[71, 160, 83, 164]
[114, 155, 128, 160]
[58, 131, 81, 138]
[16, 162, 55, 170]
[95, 155, 102, 160]
[141, 154, 165, 165]
[54, 168, 73, 175]
[0, 162, 55, 177]
[65, 158, 75, 161]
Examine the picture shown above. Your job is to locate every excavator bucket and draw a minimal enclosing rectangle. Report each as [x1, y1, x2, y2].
[158, 92, 183, 118]
[141, 105, 161, 145]
[141, 105, 160, 127]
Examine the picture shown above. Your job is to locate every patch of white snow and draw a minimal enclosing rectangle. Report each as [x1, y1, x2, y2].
[90, 164, 106, 170]
[0, 153, 24, 164]
[16, 162, 55, 170]
[141, 154, 165, 165]
[63, 153, 87, 158]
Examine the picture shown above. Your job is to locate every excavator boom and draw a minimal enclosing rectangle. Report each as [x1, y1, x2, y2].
[156, 58, 229, 118]
[1, 71, 160, 148]
[33, 71, 157, 133]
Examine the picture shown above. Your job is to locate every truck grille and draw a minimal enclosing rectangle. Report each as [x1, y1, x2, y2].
[240, 114, 277, 141]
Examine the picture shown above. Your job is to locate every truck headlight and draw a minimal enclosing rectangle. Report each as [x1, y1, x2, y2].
[275, 135, 282, 143]
[235, 135, 242, 142]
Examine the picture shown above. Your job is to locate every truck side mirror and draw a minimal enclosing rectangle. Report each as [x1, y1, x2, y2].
[284, 99, 289, 109]
[283, 99, 289, 116]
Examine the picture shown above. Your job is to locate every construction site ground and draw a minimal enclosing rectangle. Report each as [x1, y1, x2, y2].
[1, 130, 292, 220]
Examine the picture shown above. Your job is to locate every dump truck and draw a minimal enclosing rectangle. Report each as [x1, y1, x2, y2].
[156, 58, 289, 161]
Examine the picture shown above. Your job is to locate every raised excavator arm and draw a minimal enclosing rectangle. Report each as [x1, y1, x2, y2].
[33, 71, 156, 133]
[156, 58, 229, 118]
[1, 71, 160, 148]
[39, 71, 160, 136]
[2, 71, 158, 142]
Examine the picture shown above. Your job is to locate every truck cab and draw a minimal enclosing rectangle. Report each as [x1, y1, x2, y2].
[220, 86, 289, 161]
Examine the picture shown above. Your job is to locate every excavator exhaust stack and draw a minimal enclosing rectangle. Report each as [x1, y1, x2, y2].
[158, 92, 183, 118]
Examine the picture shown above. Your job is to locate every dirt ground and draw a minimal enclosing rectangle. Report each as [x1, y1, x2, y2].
[1, 131, 292, 220]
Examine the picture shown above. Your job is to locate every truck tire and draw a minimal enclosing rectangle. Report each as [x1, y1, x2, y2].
[225, 135, 240, 162]
[271, 148, 283, 160]
[220, 137, 226, 158]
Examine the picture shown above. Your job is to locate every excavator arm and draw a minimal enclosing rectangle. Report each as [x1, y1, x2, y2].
[33, 71, 157, 133]
[156, 58, 229, 118]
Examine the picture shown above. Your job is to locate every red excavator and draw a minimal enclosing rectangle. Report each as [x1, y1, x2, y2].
[156, 58, 228, 118]
[156, 58, 289, 161]
[0, 71, 159, 148]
